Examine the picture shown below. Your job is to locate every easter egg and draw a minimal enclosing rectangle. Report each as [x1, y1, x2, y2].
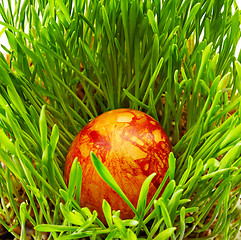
[64, 109, 171, 222]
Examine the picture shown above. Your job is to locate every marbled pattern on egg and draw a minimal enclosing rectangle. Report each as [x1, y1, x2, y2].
[64, 108, 172, 222]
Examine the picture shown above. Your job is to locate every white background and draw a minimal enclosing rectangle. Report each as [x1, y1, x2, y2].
[0, 1, 241, 56]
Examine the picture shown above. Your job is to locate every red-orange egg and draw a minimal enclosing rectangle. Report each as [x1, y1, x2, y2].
[64, 109, 171, 222]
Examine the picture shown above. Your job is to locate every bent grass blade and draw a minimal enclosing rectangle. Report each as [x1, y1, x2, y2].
[90, 152, 138, 216]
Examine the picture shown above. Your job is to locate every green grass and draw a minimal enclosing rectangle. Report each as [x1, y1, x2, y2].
[0, 0, 241, 239]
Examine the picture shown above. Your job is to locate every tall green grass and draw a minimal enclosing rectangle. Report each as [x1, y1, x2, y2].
[0, 0, 241, 239]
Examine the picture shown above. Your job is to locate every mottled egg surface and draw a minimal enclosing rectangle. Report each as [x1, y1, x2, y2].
[64, 108, 172, 222]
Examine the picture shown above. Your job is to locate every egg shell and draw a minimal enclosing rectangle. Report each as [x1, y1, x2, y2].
[64, 108, 172, 222]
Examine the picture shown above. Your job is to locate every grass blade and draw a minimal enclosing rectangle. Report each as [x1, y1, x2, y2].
[90, 152, 138, 216]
